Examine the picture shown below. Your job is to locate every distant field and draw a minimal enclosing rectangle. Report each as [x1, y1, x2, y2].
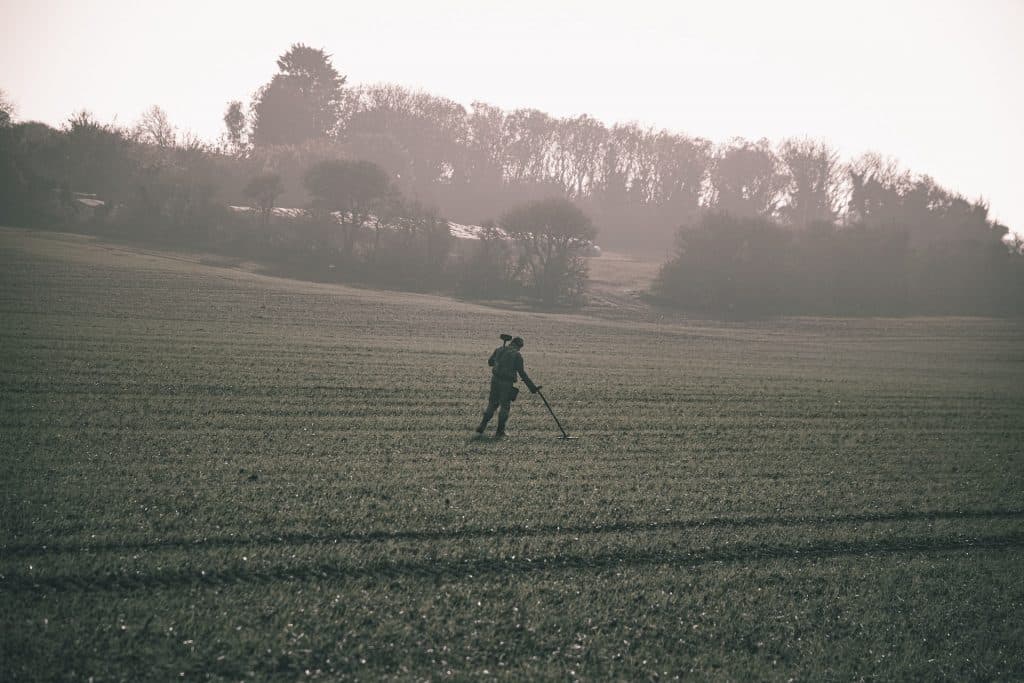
[2, 228, 1023, 681]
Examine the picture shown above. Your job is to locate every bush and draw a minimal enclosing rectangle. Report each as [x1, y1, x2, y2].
[654, 212, 795, 315]
[455, 223, 518, 299]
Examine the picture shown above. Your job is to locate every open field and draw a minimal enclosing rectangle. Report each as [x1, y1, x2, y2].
[2, 227, 1023, 680]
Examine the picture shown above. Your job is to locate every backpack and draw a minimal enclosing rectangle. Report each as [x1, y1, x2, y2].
[492, 346, 519, 381]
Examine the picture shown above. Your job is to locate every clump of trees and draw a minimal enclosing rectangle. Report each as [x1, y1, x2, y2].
[654, 213, 793, 315]
[453, 199, 597, 308]
[0, 99, 594, 304]
[654, 204, 1023, 316]
[0, 100, 231, 240]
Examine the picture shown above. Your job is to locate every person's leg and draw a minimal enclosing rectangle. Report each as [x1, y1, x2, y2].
[477, 399, 498, 433]
[478, 379, 501, 433]
[495, 395, 512, 435]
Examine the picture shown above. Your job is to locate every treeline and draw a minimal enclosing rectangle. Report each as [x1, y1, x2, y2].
[655, 155, 1024, 316]
[225, 45, 1023, 315]
[227, 49, 1017, 248]
[1, 109, 234, 245]
[654, 212, 1023, 316]
[1, 43, 1022, 315]
[0, 92, 595, 307]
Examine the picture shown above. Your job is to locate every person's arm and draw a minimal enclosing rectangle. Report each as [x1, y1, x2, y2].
[515, 355, 540, 392]
[488, 348, 498, 367]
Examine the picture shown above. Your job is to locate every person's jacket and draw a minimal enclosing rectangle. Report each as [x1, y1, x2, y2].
[488, 345, 538, 391]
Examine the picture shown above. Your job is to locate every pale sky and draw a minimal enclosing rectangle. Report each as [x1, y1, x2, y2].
[3, 0, 1022, 234]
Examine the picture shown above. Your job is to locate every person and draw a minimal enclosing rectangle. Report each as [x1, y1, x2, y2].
[476, 336, 540, 437]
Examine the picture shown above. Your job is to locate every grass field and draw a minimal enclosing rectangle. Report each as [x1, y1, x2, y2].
[2, 227, 1023, 681]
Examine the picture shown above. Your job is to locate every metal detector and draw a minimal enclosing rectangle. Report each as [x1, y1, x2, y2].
[536, 389, 578, 440]
[497, 332, 577, 440]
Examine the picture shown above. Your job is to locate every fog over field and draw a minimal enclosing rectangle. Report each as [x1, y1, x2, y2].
[1, 2, 1023, 680]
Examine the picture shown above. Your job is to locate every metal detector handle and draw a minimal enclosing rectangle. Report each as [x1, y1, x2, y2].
[536, 389, 569, 439]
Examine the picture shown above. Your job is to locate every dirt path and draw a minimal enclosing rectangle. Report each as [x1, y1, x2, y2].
[583, 250, 662, 320]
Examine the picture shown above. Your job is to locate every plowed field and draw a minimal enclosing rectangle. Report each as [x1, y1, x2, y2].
[2, 228, 1022, 680]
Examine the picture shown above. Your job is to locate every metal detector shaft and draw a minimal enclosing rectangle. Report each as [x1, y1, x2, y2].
[536, 390, 569, 439]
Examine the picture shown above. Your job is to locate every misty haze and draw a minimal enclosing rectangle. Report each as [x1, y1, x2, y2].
[1, 2, 1022, 680]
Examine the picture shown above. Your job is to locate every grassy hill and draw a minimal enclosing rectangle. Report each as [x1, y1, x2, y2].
[2, 228, 1022, 680]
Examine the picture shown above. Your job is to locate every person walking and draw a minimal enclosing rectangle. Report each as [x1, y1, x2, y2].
[476, 336, 540, 438]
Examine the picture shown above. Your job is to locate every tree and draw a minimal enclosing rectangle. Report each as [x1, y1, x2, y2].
[341, 131, 413, 191]
[465, 102, 506, 186]
[345, 85, 468, 192]
[0, 121, 61, 226]
[62, 110, 134, 200]
[650, 131, 710, 210]
[555, 114, 606, 198]
[252, 44, 346, 146]
[373, 199, 453, 287]
[133, 105, 176, 148]
[222, 100, 248, 155]
[302, 159, 393, 258]
[844, 153, 911, 227]
[0, 89, 14, 127]
[777, 138, 839, 228]
[500, 197, 596, 306]
[710, 138, 786, 219]
[457, 221, 516, 299]
[502, 109, 556, 183]
[243, 172, 283, 222]
[653, 212, 795, 315]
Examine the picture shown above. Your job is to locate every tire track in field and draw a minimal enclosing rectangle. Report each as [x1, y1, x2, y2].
[3, 532, 1022, 594]
[6, 507, 1023, 557]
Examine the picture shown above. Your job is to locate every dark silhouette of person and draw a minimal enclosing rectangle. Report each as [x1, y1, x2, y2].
[476, 336, 540, 437]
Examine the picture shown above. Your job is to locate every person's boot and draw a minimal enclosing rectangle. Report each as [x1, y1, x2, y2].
[476, 411, 492, 434]
[495, 418, 508, 438]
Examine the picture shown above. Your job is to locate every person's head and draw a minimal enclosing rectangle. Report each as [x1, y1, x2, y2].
[511, 336, 524, 349]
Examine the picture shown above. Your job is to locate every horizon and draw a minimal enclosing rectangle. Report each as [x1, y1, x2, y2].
[2, 0, 1022, 234]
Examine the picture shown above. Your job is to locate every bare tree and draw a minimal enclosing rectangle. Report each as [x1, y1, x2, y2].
[556, 114, 606, 198]
[134, 105, 176, 148]
[345, 84, 468, 193]
[651, 131, 710, 209]
[777, 138, 840, 228]
[465, 101, 506, 186]
[502, 109, 556, 183]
